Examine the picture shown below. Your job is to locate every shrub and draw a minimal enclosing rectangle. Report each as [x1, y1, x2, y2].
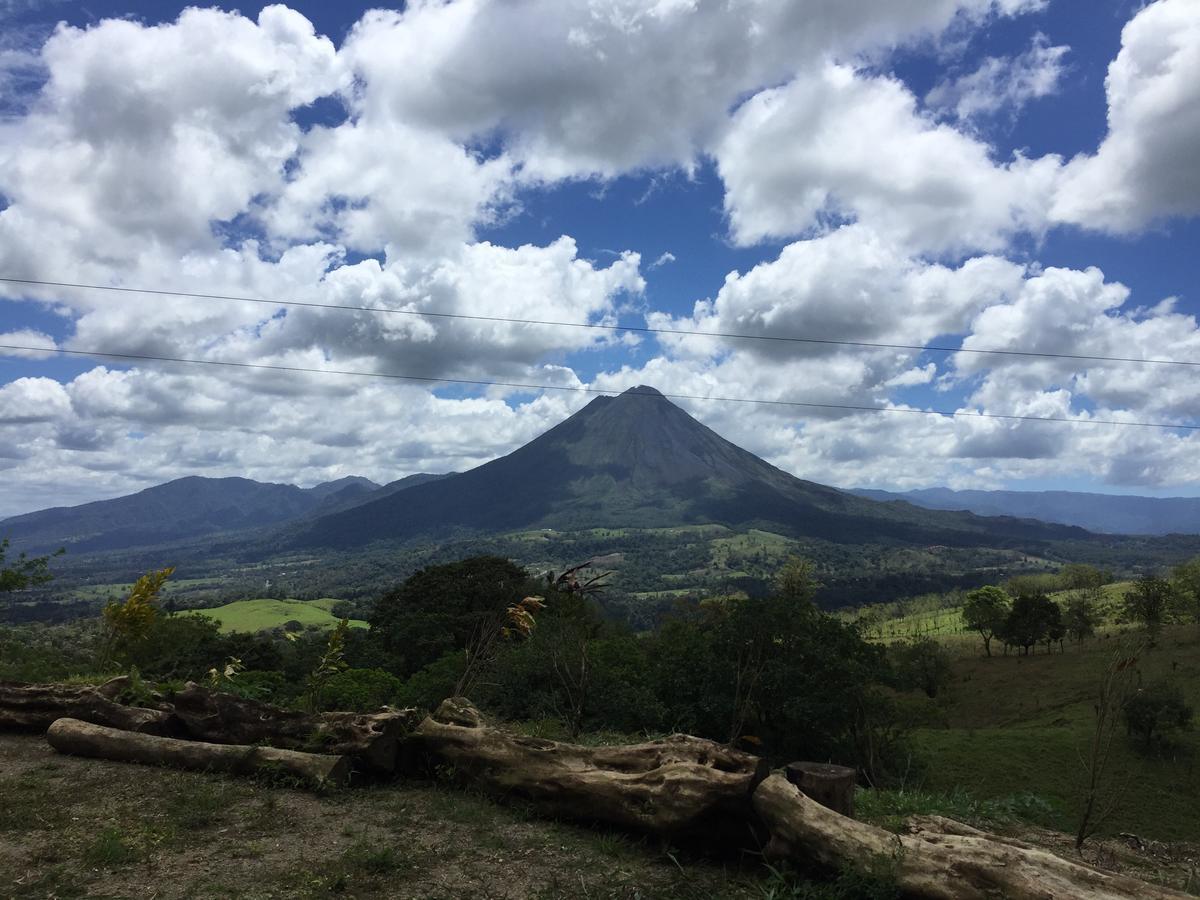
[395, 652, 466, 711]
[320, 667, 403, 712]
[889, 637, 953, 698]
[1124, 680, 1194, 748]
[220, 669, 292, 704]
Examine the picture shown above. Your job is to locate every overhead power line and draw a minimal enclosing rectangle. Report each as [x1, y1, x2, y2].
[1, 275, 1197, 369]
[2, 342, 1197, 432]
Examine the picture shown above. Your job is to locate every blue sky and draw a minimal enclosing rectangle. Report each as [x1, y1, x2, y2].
[0, 0, 1198, 516]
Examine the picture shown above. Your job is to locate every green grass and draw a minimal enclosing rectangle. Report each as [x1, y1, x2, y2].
[176, 598, 366, 634]
[910, 623, 1200, 842]
[82, 828, 140, 868]
[856, 786, 1059, 833]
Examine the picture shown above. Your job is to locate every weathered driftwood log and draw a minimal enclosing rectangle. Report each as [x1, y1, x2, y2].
[0, 678, 170, 734]
[752, 772, 1189, 900]
[785, 762, 856, 817]
[46, 718, 351, 788]
[166, 682, 420, 774]
[399, 697, 769, 843]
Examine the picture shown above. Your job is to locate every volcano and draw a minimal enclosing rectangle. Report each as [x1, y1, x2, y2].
[288, 386, 1086, 549]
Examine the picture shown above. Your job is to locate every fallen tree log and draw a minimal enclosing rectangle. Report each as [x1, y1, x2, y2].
[399, 697, 769, 844]
[752, 772, 1189, 900]
[46, 718, 351, 788]
[0, 679, 417, 775]
[166, 682, 420, 775]
[0, 678, 169, 734]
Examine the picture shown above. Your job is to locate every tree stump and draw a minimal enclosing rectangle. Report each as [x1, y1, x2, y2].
[784, 762, 856, 817]
[46, 718, 351, 788]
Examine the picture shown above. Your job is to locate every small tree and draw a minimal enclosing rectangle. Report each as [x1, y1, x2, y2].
[1076, 643, 1142, 851]
[1124, 681, 1194, 748]
[0, 538, 64, 592]
[98, 567, 174, 670]
[962, 586, 1009, 657]
[303, 619, 350, 713]
[725, 556, 821, 743]
[890, 637, 953, 699]
[542, 563, 610, 738]
[1123, 576, 1175, 640]
[455, 594, 545, 697]
[1042, 603, 1066, 654]
[1060, 564, 1108, 591]
[1170, 557, 1200, 624]
[775, 555, 819, 604]
[1064, 593, 1098, 643]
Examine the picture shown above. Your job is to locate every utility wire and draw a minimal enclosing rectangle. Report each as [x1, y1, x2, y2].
[1, 275, 1196, 369]
[2, 342, 1197, 431]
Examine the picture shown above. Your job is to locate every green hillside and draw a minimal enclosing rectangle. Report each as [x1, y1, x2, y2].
[913, 624, 1200, 841]
[854, 581, 1136, 644]
[178, 598, 367, 634]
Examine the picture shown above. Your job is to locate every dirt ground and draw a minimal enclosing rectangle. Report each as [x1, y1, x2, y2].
[2, 733, 1196, 899]
[0, 734, 764, 899]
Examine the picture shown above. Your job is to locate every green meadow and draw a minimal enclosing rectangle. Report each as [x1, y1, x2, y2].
[905, 622, 1200, 842]
[177, 598, 367, 634]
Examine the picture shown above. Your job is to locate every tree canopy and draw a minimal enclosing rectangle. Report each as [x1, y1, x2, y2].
[0, 538, 63, 592]
[368, 556, 545, 677]
[962, 585, 1009, 656]
[1000, 592, 1061, 655]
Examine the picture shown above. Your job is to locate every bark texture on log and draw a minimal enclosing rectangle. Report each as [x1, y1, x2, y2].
[46, 718, 351, 788]
[400, 697, 769, 842]
[752, 773, 1188, 900]
[166, 682, 420, 775]
[0, 678, 169, 734]
[785, 762, 856, 817]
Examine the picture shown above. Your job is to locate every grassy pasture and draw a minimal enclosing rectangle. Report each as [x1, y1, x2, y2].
[177, 598, 367, 634]
[854, 579, 1199, 841]
[855, 581, 1137, 646]
[912, 623, 1200, 843]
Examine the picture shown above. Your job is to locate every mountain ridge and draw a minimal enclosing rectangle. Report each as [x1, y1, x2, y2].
[851, 486, 1200, 535]
[0, 474, 397, 554]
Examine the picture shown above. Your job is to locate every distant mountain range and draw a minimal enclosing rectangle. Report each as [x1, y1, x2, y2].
[851, 487, 1200, 536]
[12, 385, 1192, 560]
[2, 474, 382, 555]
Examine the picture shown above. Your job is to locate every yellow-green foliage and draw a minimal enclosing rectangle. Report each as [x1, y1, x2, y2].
[303, 619, 350, 713]
[102, 568, 174, 644]
[99, 567, 174, 666]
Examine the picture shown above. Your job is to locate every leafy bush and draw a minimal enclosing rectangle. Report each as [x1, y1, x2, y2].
[219, 669, 293, 704]
[395, 652, 466, 711]
[0, 622, 101, 682]
[320, 667, 403, 712]
[889, 637, 953, 698]
[1124, 680, 1194, 747]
